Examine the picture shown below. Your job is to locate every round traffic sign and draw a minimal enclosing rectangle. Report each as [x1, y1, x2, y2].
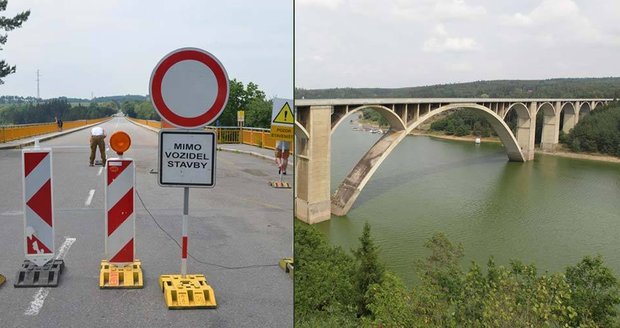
[149, 48, 229, 129]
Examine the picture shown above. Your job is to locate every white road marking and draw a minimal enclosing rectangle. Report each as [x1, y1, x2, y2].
[24, 289, 49, 316]
[50, 146, 90, 149]
[1, 210, 22, 216]
[85, 189, 95, 206]
[56, 238, 76, 259]
[97, 167, 104, 176]
[24, 237, 76, 316]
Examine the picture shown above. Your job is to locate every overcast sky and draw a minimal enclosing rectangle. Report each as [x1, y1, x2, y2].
[1, 0, 292, 99]
[296, 0, 620, 89]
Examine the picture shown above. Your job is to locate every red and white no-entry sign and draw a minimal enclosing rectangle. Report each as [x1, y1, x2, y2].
[22, 149, 55, 267]
[105, 159, 135, 263]
[149, 48, 229, 129]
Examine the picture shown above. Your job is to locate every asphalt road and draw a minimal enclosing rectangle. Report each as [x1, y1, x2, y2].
[0, 117, 293, 327]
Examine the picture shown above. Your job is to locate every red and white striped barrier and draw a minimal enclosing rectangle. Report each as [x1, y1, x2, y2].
[22, 149, 55, 267]
[105, 159, 135, 263]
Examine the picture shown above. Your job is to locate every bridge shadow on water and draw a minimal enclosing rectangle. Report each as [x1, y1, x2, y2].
[348, 149, 512, 211]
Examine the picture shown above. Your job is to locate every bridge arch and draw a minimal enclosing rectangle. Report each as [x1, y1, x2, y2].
[331, 103, 525, 216]
[579, 102, 591, 119]
[536, 102, 557, 150]
[560, 102, 577, 133]
[406, 103, 525, 161]
[330, 105, 406, 135]
[503, 102, 534, 153]
[593, 101, 604, 109]
[295, 120, 310, 140]
[295, 120, 310, 158]
[503, 102, 531, 120]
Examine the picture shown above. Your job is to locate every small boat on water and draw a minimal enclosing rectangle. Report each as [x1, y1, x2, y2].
[475, 137, 481, 144]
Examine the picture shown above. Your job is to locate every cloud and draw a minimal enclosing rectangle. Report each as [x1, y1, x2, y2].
[423, 37, 479, 52]
[445, 62, 474, 72]
[505, 0, 579, 25]
[501, 0, 620, 46]
[393, 0, 487, 21]
[295, 0, 620, 89]
[296, 0, 344, 10]
[422, 24, 479, 52]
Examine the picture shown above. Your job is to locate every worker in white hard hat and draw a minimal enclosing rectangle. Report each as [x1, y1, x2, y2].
[89, 126, 106, 166]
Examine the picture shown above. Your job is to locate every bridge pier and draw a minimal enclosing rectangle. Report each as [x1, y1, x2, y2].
[295, 105, 332, 224]
[562, 102, 577, 133]
[539, 102, 560, 152]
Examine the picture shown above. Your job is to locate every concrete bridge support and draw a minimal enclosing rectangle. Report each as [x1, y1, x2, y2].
[295, 105, 332, 223]
[561, 102, 577, 133]
[539, 102, 560, 152]
[513, 102, 536, 161]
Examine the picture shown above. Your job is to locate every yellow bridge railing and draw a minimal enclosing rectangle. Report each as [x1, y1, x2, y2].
[0, 117, 110, 143]
[126, 118, 163, 130]
[127, 118, 290, 151]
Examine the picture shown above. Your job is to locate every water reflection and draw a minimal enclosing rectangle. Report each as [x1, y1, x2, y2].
[321, 125, 620, 286]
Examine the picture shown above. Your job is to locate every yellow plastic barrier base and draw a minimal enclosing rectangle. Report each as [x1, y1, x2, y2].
[279, 258, 294, 278]
[269, 181, 291, 189]
[159, 274, 217, 309]
[0, 273, 5, 287]
[99, 260, 143, 288]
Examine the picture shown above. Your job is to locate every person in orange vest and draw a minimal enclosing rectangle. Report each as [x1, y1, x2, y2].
[89, 126, 107, 166]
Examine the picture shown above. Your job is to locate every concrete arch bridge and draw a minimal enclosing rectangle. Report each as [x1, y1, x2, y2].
[294, 98, 612, 223]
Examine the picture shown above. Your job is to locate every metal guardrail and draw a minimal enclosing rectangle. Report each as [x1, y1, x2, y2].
[0, 118, 110, 143]
[127, 118, 291, 151]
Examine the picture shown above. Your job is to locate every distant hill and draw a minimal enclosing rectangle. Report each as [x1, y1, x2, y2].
[92, 95, 147, 103]
[0, 95, 40, 104]
[296, 77, 620, 99]
[0, 94, 147, 105]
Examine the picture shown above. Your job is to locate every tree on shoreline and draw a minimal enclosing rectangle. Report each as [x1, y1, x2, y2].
[295, 222, 620, 327]
[565, 103, 620, 157]
[0, 0, 30, 84]
[353, 222, 385, 317]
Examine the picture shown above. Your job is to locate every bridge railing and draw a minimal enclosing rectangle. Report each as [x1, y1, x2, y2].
[127, 118, 291, 151]
[0, 117, 110, 143]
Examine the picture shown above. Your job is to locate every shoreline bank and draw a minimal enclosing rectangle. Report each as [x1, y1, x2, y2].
[411, 131, 620, 164]
[347, 121, 620, 164]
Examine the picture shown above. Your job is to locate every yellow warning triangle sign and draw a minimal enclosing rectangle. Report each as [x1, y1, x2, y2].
[272, 102, 294, 124]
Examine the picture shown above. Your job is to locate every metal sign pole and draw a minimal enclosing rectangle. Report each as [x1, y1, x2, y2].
[151, 48, 223, 309]
[181, 187, 189, 277]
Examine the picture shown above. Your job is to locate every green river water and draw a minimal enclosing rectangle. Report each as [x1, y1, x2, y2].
[315, 124, 620, 286]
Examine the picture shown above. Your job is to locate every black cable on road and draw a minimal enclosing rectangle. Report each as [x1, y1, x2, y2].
[135, 189, 279, 270]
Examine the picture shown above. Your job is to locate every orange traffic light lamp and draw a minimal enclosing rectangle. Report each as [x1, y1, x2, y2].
[110, 131, 131, 156]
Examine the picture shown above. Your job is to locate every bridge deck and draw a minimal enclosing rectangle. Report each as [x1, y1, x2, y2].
[0, 117, 292, 327]
[295, 97, 613, 106]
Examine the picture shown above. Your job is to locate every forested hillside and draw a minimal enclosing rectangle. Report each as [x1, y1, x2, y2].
[118, 79, 275, 129]
[0, 98, 115, 124]
[296, 77, 620, 99]
[0, 79, 275, 128]
[304, 78, 620, 157]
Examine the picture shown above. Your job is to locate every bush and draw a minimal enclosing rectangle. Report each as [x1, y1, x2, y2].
[566, 103, 620, 156]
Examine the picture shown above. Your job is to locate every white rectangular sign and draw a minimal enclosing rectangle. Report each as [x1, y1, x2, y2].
[158, 130, 216, 188]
